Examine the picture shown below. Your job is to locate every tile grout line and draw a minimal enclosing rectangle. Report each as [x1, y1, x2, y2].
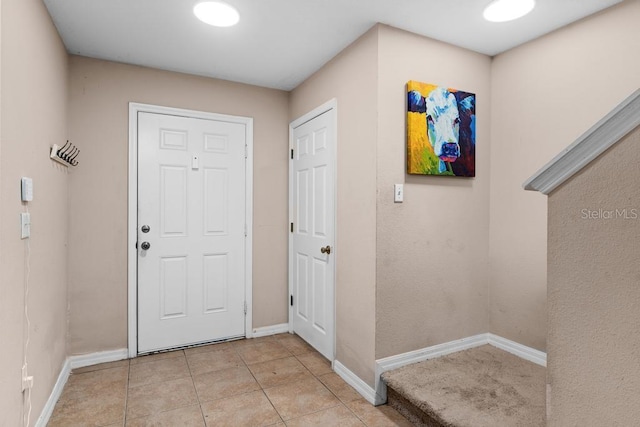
[340, 397, 370, 427]
[307, 357, 356, 424]
[183, 348, 209, 426]
[253, 336, 340, 424]
[270, 341, 356, 425]
[122, 360, 131, 426]
[292, 345, 373, 426]
[126, 350, 198, 424]
[283, 402, 348, 425]
[243, 339, 288, 425]
[191, 338, 287, 425]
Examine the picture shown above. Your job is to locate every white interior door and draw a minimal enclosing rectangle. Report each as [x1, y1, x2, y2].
[290, 106, 336, 361]
[137, 111, 247, 353]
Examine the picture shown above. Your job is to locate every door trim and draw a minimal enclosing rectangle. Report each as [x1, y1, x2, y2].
[288, 98, 337, 361]
[128, 102, 254, 358]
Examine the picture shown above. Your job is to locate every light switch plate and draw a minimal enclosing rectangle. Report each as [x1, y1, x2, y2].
[21, 213, 30, 239]
[394, 184, 404, 203]
[21, 177, 33, 202]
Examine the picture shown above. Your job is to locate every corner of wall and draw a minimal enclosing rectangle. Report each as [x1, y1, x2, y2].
[374, 24, 492, 361]
[289, 25, 380, 388]
[487, 0, 640, 353]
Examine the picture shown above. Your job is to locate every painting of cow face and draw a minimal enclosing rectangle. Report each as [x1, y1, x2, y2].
[407, 81, 475, 177]
[426, 87, 461, 172]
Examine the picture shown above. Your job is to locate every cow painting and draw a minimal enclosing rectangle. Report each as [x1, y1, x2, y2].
[407, 81, 475, 177]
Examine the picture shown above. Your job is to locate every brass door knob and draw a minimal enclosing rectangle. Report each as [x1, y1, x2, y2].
[320, 245, 331, 255]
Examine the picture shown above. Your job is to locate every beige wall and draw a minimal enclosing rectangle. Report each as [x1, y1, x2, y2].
[547, 125, 640, 425]
[489, 0, 640, 351]
[67, 56, 289, 354]
[289, 27, 379, 386]
[375, 26, 492, 359]
[0, 0, 69, 424]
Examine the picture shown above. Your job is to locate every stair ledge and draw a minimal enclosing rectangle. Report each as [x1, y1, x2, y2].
[524, 88, 640, 195]
[381, 345, 546, 427]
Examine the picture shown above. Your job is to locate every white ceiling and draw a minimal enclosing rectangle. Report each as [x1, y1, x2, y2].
[43, 0, 623, 91]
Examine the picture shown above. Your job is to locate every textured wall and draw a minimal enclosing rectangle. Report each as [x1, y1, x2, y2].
[67, 56, 289, 354]
[375, 25, 492, 359]
[489, 0, 640, 351]
[547, 125, 640, 425]
[0, 0, 69, 424]
[289, 27, 379, 386]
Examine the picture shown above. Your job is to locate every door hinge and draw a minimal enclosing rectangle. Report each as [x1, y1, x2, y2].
[290, 149, 294, 159]
[244, 223, 247, 237]
[244, 301, 247, 315]
[245, 144, 248, 159]
[290, 222, 293, 233]
[290, 295, 293, 307]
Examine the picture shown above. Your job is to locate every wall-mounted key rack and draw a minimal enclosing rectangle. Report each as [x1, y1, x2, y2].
[50, 140, 79, 167]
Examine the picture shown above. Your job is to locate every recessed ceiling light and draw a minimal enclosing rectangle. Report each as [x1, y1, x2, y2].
[193, 1, 240, 27]
[483, 0, 535, 23]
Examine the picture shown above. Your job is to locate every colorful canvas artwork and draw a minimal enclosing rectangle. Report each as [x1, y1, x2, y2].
[407, 81, 476, 176]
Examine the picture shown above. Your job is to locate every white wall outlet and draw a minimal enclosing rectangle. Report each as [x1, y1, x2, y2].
[394, 184, 404, 203]
[21, 213, 31, 239]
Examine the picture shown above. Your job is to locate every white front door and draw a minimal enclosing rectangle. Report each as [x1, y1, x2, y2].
[137, 111, 247, 353]
[290, 105, 336, 360]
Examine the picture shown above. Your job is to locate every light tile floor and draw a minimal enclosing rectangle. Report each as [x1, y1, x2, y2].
[49, 334, 413, 426]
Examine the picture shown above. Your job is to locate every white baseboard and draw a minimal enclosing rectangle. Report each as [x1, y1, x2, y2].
[35, 334, 546, 423]
[35, 358, 71, 427]
[334, 360, 384, 406]
[376, 334, 488, 373]
[252, 323, 289, 338]
[69, 348, 129, 370]
[374, 333, 546, 404]
[487, 333, 546, 367]
[375, 334, 488, 403]
[36, 348, 129, 426]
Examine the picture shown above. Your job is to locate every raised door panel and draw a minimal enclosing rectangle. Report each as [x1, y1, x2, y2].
[160, 256, 188, 319]
[160, 166, 188, 237]
[203, 253, 228, 313]
[203, 168, 228, 236]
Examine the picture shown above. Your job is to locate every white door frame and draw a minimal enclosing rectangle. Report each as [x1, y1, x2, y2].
[288, 98, 337, 361]
[128, 102, 254, 358]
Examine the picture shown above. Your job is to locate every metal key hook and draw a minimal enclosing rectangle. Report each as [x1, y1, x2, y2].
[50, 140, 80, 167]
[57, 140, 71, 156]
[69, 148, 80, 162]
[64, 147, 77, 161]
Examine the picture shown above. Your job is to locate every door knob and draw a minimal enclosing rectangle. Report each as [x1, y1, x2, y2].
[320, 245, 331, 255]
[141, 241, 151, 250]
